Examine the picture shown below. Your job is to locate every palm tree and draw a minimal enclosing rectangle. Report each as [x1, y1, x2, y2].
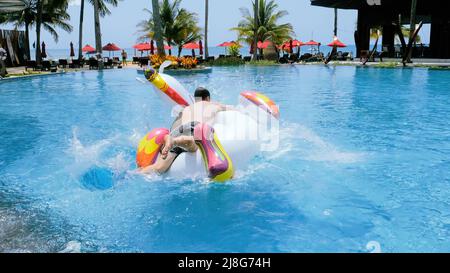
[172, 10, 202, 57]
[333, 8, 337, 36]
[252, 0, 258, 60]
[91, 0, 119, 68]
[35, 0, 43, 64]
[138, 0, 201, 57]
[406, 0, 418, 62]
[151, 0, 165, 56]
[93, 0, 101, 57]
[204, 0, 209, 59]
[232, 0, 294, 56]
[0, 0, 72, 62]
[78, 0, 85, 60]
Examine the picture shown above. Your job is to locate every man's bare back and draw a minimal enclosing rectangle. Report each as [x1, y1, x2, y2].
[180, 101, 226, 125]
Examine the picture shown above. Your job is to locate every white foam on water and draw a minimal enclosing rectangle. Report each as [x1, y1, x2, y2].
[64, 127, 132, 181]
[59, 241, 82, 253]
[366, 241, 382, 253]
[105, 152, 130, 176]
[269, 122, 366, 164]
[67, 127, 111, 166]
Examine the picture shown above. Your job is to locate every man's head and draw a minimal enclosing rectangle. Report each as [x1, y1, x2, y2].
[194, 87, 210, 102]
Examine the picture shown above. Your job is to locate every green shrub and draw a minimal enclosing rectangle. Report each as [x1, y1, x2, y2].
[247, 60, 278, 66]
[374, 62, 400, 68]
[210, 57, 245, 66]
[228, 44, 241, 57]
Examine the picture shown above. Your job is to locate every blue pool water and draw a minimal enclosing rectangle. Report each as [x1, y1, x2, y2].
[1, 66, 449, 253]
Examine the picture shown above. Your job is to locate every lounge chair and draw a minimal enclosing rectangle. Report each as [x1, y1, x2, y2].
[58, 59, 68, 68]
[139, 57, 149, 67]
[104, 58, 114, 69]
[88, 58, 99, 70]
[279, 56, 289, 64]
[341, 52, 352, 61]
[289, 53, 299, 63]
[25, 60, 37, 71]
[336, 51, 345, 61]
[70, 59, 82, 68]
[132, 57, 139, 64]
[207, 56, 215, 62]
[299, 53, 312, 61]
[42, 60, 57, 72]
[197, 56, 204, 64]
[113, 57, 120, 66]
[243, 56, 251, 62]
[218, 54, 225, 59]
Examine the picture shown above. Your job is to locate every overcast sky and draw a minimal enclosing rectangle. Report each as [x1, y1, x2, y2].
[6, 0, 430, 49]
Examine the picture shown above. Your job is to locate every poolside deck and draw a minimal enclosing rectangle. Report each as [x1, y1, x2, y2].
[1, 63, 142, 80]
[2, 58, 449, 82]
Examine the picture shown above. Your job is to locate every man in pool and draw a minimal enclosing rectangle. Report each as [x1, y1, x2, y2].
[140, 87, 231, 174]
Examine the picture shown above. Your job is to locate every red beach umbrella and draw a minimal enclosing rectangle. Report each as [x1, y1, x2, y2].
[103, 43, 121, 57]
[133, 43, 146, 49]
[327, 37, 346, 48]
[218, 41, 237, 55]
[183, 42, 200, 49]
[305, 40, 320, 46]
[82, 44, 95, 52]
[103, 43, 121, 51]
[304, 40, 321, 54]
[134, 43, 151, 51]
[218, 41, 237, 47]
[281, 40, 303, 49]
[291, 40, 304, 47]
[133, 43, 148, 56]
[257, 41, 270, 49]
[183, 42, 199, 57]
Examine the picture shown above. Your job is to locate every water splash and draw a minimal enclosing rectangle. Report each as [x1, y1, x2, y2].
[269, 122, 365, 164]
[59, 241, 82, 253]
[366, 241, 382, 253]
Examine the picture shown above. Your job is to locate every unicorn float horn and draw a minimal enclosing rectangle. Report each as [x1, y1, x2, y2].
[144, 68, 191, 107]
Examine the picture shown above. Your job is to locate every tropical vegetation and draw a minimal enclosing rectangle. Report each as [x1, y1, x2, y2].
[149, 54, 198, 69]
[228, 43, 241, 57]
[232, 0, 294, 53]
[138, 0, 202, 57]
[0, 0, 72, 62]
[78, 0, 120, 60]
[210, 57, 245, 66]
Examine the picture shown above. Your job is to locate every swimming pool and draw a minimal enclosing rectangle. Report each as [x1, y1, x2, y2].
[1, 66, 449, 253]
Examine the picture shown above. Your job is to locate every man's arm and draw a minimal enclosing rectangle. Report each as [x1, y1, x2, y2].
[161, 135, 197, 159]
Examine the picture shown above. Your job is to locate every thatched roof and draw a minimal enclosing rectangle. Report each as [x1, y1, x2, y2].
[0, 0, 27, 13]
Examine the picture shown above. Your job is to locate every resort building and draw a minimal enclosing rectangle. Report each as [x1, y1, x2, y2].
[311, 0, 450, 59]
